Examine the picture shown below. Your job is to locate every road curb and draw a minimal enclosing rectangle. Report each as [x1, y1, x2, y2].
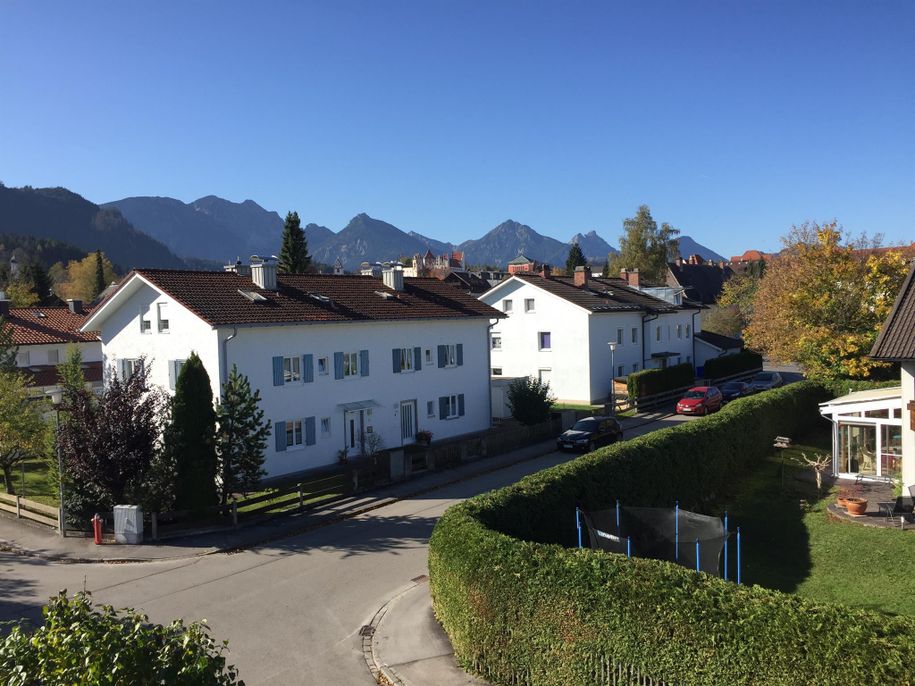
[363, 577, 428, 685]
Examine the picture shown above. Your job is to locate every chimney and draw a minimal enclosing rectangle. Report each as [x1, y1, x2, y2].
[538, 264, 551, 279]
[0, 292, 8, 318]
[67, 299, 83, 315]
[382, 263, 405, 291]
[674, 257, 683, 267]
[574, 265, 589, 288]
[225, 258, 251, 277]
[626, 268, 640, 288]
[250, 256, 278, 290]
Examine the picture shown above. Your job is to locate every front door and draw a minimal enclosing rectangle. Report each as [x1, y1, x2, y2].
[345, 410, 364, 453]
[400, 400, 416, 444]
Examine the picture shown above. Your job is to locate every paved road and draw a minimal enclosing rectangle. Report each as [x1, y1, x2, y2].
[0, 414, 690, 685]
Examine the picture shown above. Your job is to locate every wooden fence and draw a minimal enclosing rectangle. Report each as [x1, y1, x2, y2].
[0, 491, 60, 529]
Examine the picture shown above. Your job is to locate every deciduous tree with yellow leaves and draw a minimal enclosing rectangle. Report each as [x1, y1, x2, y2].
[56, 251, 118, 302]
[745, 221, 909, 380]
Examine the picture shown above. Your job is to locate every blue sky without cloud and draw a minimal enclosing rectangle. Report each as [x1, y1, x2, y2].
[1, 1, 913, 257]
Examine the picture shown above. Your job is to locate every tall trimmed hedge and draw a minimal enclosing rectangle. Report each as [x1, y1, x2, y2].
[702, 350, 762, 380]
[429, 382, 915, 686]
[626, 362, 694, 399]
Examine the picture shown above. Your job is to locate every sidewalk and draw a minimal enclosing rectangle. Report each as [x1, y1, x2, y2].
[0, 410, 672, 564]
[368, 579, 488, 686]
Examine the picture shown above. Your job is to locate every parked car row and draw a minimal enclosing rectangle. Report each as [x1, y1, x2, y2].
[676, 372, 784, 416]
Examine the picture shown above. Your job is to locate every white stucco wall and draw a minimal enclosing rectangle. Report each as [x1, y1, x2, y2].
[222, 318, 492, 477]
[903, 362, 915, 490]
[17, 341, 102, 367]
[482, 279, 593, 403]
[97, 282, 221, 397]
[587, 312, 645, 402]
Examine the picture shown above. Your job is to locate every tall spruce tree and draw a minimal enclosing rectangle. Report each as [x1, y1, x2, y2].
[93, 250, 106, 299]
[278, 211, 311, 274]
[215, 365, 271, 504]
[22, 260, 54, 305]
[565, 243, 587, 276]
[167, 352, 218, 510]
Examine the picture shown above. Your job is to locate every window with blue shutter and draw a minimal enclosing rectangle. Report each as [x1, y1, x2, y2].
[439, 396, 448, 420]
[413, 346, 422, 371]
[392, 348, 401, 374]
[437, 345, 446, 368]
[334, 352, 344, 379]
[303, 354, 314, 383]
[458, 394, 465, 416]
[272, 356, 284, 386]
[360, 349, 369, 376]
[456, 343, 463, 366]
[305, 417, 316, 446]
[275, 421, 287, 452]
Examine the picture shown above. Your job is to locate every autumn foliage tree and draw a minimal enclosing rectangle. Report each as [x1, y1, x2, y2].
[57, 251, 117, 302]
[745, 222, 909, 380]
[608, 205, 680, 284]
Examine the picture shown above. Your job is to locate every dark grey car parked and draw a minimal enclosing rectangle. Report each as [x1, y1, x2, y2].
[557, 416, 623, 452]
[746, 371, 784, 393]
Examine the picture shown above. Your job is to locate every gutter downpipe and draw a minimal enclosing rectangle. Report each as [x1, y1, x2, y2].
[487, 320, 496, 427]
[221, 326, 238, 396]
[691, 309, 702, 374]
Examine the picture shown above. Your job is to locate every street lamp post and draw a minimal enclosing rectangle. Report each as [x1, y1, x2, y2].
[48, 389, 64, 536]
[608, 342, 617, 415]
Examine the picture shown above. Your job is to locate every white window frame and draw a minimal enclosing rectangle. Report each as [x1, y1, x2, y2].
[502, 299, 513, 313]
[121, 358, 142, 379]
[427, 400, 435, 418]
[492, 367, 503, 376]
[676, 324, 682, 339]
[524, 298, 535, 313]
[491, 334, 502, 350]
[170, 359, 186, 390]
[616, 328, 624, 345]
[538, 331, 552, 351]
[444, 394, 459, 419]
[285, 418, 304, 449]
[398, 347, 415, 372]
[320, 417, 331, 437]
[343, 351, 360, 377]
[631, 327, 638, 344]
[317, 356, 329, 375]
[425, 349, 433, 365]
[157, 302, 169, 333]
[140, 308, 152, 333]
[283, 355, 301, 383]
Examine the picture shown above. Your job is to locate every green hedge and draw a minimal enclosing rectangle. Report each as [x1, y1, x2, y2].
[702, 350, 762, 380]
[819, 377, 900, 398]
[429, 382, 915, 686]
[626, 363, 694, 399]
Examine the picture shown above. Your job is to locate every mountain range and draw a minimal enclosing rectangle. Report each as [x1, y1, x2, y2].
[3, 185, 728, 275]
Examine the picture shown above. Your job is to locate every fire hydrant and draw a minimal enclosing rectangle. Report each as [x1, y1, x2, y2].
[92, 514, 103, 545]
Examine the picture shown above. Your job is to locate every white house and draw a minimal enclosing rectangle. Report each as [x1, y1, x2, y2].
[694, 331, 744, 376]
[0, 297, 103, 397]
[81, 260, 503, 478]
[479, 267, 702, 404]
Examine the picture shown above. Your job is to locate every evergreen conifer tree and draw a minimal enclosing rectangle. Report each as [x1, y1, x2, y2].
[278, 211, 311, 274]
[93, 250, 106, 299]
[0, 319, 18, 372]
[215, 365, 271, 504]
[167, 352, 218, 510]
[565, 243, 587, 275]
[22, 260, 53, 305]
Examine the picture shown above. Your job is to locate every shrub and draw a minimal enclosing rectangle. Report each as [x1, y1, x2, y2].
[626, 362, 694, 399]
[818, 377, 900, 399]
[702, 350, 763, 379]
[507, 376, 556, 426]
[429, 382, 915, 685]
[0, 591, 242, 685]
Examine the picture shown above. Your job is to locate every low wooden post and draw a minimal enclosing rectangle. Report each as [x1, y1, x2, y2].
[15, 495, 21, 519]
[231, 500, 238, 527]
[151, 512, 158, 540]
[353, 470, 359, 493]
[298, 483, 304, 510]
[58, 505, 64, 536]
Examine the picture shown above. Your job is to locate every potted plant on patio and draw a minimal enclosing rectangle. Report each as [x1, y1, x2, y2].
[836, 487, 851, 509]
[415, 430, 433, 447]
[845, 496, 868, 516]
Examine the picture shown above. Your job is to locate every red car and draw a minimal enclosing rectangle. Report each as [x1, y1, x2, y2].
[676, 386, 723, 416]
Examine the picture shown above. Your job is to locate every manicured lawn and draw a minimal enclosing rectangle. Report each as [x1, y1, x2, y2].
[5, 460, 58, 506]
[722, 427, 915, 616]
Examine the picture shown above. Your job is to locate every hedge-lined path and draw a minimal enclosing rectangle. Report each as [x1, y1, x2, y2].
[0, 412, 693, 685]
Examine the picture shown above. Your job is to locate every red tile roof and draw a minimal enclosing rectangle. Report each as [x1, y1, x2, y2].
[512, 274, 691, 313]
[128, 270, 503, 327]
[4, 307, 99, 345]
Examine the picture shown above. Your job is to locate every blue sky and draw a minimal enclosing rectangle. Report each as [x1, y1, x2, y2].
[1, 1, 913, 257]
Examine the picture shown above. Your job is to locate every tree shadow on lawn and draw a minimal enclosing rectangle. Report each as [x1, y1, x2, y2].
[719, 430, 833, 594]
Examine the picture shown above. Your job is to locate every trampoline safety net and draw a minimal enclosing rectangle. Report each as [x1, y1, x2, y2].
[581, 506, 727, 576]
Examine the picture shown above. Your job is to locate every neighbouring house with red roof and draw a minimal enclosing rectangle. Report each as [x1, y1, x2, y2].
[0, 296, 102, 397]
[479, 266, 702, 404]
[81, 259, 504, 477]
